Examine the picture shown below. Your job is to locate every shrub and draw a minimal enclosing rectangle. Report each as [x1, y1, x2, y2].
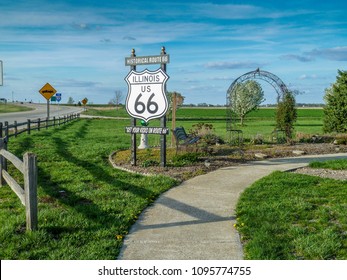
[323, 70, 347, 133]
[276, 91, 297, 143]
[189, 123, 224, 145]
[334, 134, 347, 145]
[170, 152, 201, 167]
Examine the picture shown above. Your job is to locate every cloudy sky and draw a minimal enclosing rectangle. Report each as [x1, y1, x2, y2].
[0, 0, 346, 105]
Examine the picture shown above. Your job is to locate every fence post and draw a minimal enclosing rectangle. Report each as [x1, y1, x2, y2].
[23, 152, 38, 231]
[38, 118, 41, 131]
[14, 121, 18, 137]
[27, 119, 31, 135]
[0, 138, 4, 186]
[46, 117, 49, 129]
[0, 122, 2, 138]
[53, 116, 56, 127]
[4, 121, 9, 140]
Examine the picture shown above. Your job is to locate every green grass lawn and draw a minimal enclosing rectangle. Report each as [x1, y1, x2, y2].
[0, 118, 177, 259]
[236, 171, 347, 259]
[1, 108, 338, 260]
[0, 103, 33, 113]
[309, 159, 347, 170]
[83, 107, 325, 143]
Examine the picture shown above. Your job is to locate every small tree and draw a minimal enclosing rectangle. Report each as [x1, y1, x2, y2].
[323, 70, 347, 133]
[276, 91, 297, 143]
[67, 97, 74, 105]
[109, 90, 123, 109]
[229, 80, 264, 125]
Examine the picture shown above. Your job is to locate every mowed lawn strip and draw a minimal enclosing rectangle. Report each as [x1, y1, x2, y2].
[309, 159, 347, 170]
[0, 118, 177, 259]
[0, 103, 33, 113]
[236, 171, 347, 259]
[82, 107, 324, 142]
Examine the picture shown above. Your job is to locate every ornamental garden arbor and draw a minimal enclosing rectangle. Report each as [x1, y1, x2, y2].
[226, 68, 289, 143]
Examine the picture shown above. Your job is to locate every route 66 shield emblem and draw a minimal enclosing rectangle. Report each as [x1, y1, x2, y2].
[125, 68, 169, 122]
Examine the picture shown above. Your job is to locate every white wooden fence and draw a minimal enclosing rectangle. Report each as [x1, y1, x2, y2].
[0, 138, 38, 231]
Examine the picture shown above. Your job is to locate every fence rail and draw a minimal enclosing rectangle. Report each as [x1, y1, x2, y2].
[0, 138, 38, 231]
[0, 113, 80, 141]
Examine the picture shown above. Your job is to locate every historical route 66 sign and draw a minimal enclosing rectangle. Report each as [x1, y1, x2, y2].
[125, 68, 169, 122]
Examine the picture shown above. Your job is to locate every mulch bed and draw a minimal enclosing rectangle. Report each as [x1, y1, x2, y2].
[110, 143, 347, 182]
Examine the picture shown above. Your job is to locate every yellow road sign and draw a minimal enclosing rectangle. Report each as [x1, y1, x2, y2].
[39, 83, 57, 100]
[82, 98, 88, 105]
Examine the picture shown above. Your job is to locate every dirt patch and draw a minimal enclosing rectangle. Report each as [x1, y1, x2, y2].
[292, 167, 347, 180]
[110, 143, 347, 182]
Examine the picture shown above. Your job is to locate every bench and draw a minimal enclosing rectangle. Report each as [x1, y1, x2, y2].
[172, 127, 200, 153]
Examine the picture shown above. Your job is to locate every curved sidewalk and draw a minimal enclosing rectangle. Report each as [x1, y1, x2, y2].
[118, 153, 347, 260]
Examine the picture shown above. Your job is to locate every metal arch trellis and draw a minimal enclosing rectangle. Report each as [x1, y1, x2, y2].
[226, 68, 289, 132]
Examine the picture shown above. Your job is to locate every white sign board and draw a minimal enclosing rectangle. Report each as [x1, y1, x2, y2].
[0, 60, 3, 86]
[125, 68, 169, 122]
[125, 55, 170, 66]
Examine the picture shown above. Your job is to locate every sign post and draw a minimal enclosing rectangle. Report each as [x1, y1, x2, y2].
[160, 47, 167, 167]
[0, 60, 3, 86]
[38, 83, 57, 119]
[55, 93, 62, 102]
[124, 47, 170, 166]
[82, 98, 88, 111]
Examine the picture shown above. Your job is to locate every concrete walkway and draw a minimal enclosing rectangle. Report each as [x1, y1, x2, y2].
[118, 153, 347, 260]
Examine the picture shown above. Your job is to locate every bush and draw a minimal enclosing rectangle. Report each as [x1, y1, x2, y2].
[296, 132, 334, 144]
[323, 70, 347, 133]
[250, 133, 264, 145]
[189, 123, 225, 145]
[334, 134, 347, 145]
[276, 91, 297, 143]
[170, 152, 201, 167]
[141, 159, 159, 167]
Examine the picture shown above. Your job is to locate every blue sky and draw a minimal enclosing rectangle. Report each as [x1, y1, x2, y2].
[0, 0, 346, 105]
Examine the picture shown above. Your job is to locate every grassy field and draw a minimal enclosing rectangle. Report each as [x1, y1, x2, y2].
[0, 118, 177, 259]
[309, 159, 347, 170]
[0, 107, 340, 260]
[0, 103, 33, 113]
[236, 171, 347, 259]
[84, 106, 325, 143]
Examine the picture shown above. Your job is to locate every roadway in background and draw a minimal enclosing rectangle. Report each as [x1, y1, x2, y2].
[0, 103, 84, 124]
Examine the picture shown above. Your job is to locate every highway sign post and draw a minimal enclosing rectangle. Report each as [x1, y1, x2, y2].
[125, 69, 169, 122]
[39, 83, 57, 119]
[56, 93, 62, 102]
[125, 54, 169, 66]
[82, 98, 88, 111]
[125, 47, 170, 167]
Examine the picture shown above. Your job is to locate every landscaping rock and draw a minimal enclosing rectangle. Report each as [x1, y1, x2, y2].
[254, 153, 268, 159]
[292, 150, 306, 156]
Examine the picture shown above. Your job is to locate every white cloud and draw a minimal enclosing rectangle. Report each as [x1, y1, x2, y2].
[194, 3, 314, 20]
[308, 46, 347, 61]
[204, 61, 265, 70]
[299, 74, 318, 80]
[281, 54, 314, 62]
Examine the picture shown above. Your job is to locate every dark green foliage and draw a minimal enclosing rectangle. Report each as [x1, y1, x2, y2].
[170, 152, 201, 167]
[276, 91, 297, 143]
[323, 70, 347, 133]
